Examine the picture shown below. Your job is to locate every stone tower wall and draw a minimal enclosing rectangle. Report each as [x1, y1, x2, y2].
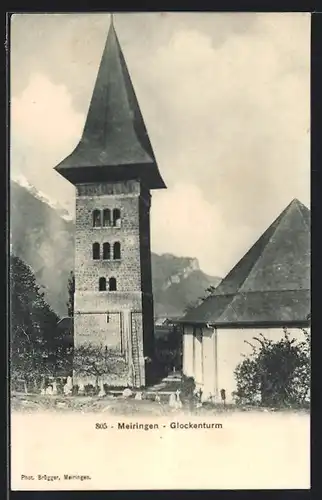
[73, 179, 154, 387]
[139, 190, 155, 361]
[75, 180, 142, 292]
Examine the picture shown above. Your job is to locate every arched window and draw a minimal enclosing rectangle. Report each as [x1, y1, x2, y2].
[109, 277, 117, 291]
[92, 242, 100, 260]
[113, 242, 121, 260]
[99, 277, 106, 291]
[103, 209, 111, 227]
[93, 210, 101, 227]
[113, 209, 121, 227]
[103, 242, 110, 260]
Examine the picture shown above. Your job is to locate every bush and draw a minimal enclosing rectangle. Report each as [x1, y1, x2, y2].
[154, 325, 182, 376]
[73, 343, 128, 386]
[180, 375, 196, 398]
[233, 328, 310, 407]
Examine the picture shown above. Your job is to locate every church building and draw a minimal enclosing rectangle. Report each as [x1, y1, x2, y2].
[179, 199, 310, 403]
[54, 17, 166, 387]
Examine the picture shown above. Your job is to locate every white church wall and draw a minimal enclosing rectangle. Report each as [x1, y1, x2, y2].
[193, 327, 203, 386]
[183, 326, 194, 377]
[201, 326, 218, 401]
[216, 326, 309, 403]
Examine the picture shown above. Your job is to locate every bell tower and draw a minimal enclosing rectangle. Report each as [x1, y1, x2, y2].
[54, 16, 166, 387]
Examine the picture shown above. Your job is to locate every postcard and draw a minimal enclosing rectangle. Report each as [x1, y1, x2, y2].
[9, 12, 310, 490]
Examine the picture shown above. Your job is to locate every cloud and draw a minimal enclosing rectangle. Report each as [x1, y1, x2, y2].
[137, 14, 309, 273]
[151, 183, 257, 276]
[11, 73, 84, 153]
[10, 13, 257, 107]
[10, 14, 310, 276]
[140, 14, 310, 230]
[11, 73, 84, 210]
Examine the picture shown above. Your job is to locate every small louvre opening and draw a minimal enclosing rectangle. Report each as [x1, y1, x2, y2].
[92, 242, 100, 260]
[103, 209, 111, 227]
[113, 242, 121, 260]
[99, 277, 106, 291]
[93, 210, 101, 227]
[113, 209, 121, 227]
[103, 242, 110, 260]
[109, 277, 117, 291]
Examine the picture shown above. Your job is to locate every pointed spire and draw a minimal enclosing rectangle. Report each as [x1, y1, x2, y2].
[55, 17, 166, 190]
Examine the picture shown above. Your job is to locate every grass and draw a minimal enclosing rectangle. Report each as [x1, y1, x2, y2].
[10, 393, 310, 416]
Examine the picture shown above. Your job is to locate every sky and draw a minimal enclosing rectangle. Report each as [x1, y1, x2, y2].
[10, 12, 310, 277]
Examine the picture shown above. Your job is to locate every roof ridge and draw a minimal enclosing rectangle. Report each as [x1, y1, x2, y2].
[181, 199, 310, 326]
[236, 218, 281, 294]
[217, 294, 239, 323]
[295, 199, 310, 232]
[212, 201, 296, 298]
[229, 206, 288, 295]
[237, 201, 296, 293]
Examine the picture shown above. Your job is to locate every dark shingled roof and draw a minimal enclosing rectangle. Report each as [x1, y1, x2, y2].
[55, 18, 166, 190]
[180, 199, 310, 327]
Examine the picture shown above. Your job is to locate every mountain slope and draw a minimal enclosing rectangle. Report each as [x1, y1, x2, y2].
[10, 180, 221, 318]
[151, 253, 220, 317]
[10, 180, 75, 317]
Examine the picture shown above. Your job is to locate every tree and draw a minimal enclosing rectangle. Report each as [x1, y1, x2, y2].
[66, 271, 75, 317]
[233, 328, 310, 407]
[10, 254, 59, 389]
[154, 324, 182, 375]
[73, 343, 128, 386]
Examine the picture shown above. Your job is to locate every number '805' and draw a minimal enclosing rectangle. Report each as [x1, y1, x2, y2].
[95, 423, 108, 429]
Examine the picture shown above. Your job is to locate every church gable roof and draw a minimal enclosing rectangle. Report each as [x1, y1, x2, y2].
[181, 199, 310, 327]
[55, 19, 166, 189]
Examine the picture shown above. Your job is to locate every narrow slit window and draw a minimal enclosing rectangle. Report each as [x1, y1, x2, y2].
[92, 242, 100, 260]
[113, 242, 121, 260]
[113, 209, 121, 227]
[109, 277, 117, 291]
[103, 209, 111, 227]
[93, 210, 101, 227]
[103, 242, 110, 260]
[99, 277, 106, 291]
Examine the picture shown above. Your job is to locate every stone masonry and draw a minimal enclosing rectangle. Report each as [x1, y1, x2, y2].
[74, 180, 154, 387]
